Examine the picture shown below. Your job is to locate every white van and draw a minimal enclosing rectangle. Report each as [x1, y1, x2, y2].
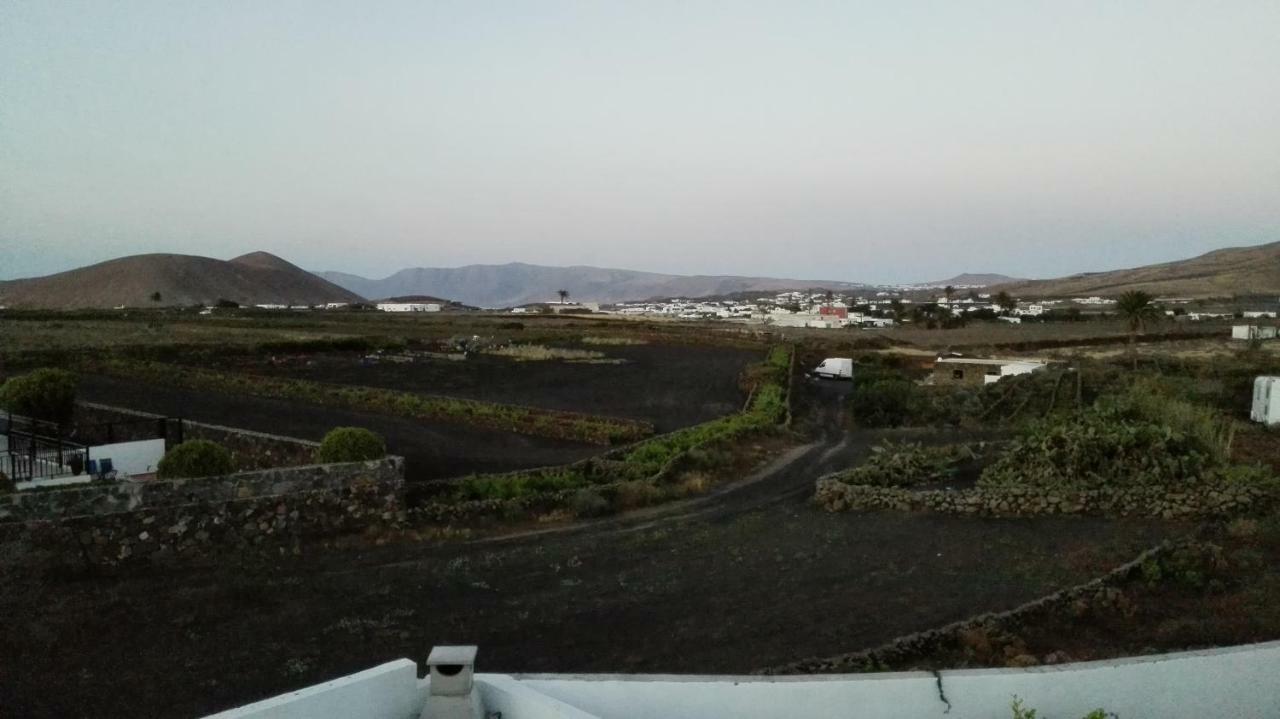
[813, 357, 854, 380]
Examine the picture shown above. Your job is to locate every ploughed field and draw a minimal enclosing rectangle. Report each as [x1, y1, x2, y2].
[182, 344, 760, 431]
[2, 505, 1174, 719]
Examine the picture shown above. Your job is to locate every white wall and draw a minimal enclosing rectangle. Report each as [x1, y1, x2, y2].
[89, 438, 166, 476]
[520, 641, 1280, 719]
[207, 660, 425, 719]
[206, 641, 1280, 719]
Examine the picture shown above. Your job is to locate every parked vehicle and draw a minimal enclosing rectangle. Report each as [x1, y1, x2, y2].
[812, 357, 853, 380]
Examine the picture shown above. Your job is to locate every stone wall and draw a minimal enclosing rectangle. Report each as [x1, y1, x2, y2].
[762, 542, 1174, 674]
[0, 456, 404, 569]
[815, 477, 1275, 519]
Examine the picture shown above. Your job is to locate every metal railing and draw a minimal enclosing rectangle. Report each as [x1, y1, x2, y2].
[2, 431, 89, 482]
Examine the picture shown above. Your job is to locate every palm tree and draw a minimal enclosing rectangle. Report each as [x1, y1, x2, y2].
[1115, 290, 1162, 369]
[943, 285, 955, 304]
[556, 289, 569, 304]
[994, 291, 1017, 315]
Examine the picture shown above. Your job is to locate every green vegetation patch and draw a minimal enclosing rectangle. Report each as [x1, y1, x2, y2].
[157, 440, 235, 479]
[317, 427, 386, 463]
[979, 383, 1265, 493]
[0, 367, 79, 425]
[833, 441, 979, 488]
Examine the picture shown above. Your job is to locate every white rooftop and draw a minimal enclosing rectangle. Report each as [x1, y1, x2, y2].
[208, 640, 1280, 719]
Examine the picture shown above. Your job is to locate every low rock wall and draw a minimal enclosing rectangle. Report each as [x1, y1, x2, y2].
[0, 457, 403, 569]
[815, 478, 1274, 519]
[762, 542, 1173, 674]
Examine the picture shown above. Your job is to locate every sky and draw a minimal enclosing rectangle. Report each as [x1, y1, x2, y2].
[2, 1, 1278, 284]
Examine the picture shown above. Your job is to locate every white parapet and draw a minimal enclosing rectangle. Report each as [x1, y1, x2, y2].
[206, 641, 1280, 719]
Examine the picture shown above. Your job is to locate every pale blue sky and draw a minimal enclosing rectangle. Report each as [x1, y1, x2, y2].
[2, 1, 1278, 283]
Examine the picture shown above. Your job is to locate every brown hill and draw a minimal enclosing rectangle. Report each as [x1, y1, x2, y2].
[993, 241, 1280, 299]
[0, 252, 364, 309]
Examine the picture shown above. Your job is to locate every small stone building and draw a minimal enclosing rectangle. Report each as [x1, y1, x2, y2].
[934, 357, 1047, 387]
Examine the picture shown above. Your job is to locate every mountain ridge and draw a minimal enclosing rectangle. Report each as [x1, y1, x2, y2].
[0, 252, 363, 309]
[991, 241, 1280, 298]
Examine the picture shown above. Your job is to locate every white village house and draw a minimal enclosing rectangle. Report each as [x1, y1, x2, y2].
[378, 302, 442, 313]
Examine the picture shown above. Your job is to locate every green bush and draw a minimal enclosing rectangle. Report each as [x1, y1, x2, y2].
[317, 427, 386, 463]
[156, 440, 235, 479]
[0, 368, 78, 424]
[979, 405, 1219, 491]
[850, 374, 923, 427]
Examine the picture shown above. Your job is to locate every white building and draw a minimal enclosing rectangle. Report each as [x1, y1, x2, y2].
[1232, 325, 1278, 341]
[378, 302, 442, 313]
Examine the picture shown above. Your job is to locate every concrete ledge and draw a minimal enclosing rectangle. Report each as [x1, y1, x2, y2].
[205, 659, 425, 719]
[514, 640, 1280, 719]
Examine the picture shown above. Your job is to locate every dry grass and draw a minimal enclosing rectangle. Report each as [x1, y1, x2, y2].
[582, 336, 647, 346]
[483, 344, 609, 362]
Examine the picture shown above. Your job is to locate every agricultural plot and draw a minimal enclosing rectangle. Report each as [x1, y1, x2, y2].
[75, 343, 763, 484]
[182, 344, 761, 431]
[77, 375, 602, 481]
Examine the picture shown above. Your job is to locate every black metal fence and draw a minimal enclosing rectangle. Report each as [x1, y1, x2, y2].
[1, 411, 178, 483]
[1, 432, 88, 482]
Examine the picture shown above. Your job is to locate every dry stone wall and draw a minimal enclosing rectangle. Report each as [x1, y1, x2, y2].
[761, 542, 1173, 674]
[0, 457, 403, 569]
[815, 477, 1274, 519]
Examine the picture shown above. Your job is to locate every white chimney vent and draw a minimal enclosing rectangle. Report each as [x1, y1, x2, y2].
[421, 645, 481, 719]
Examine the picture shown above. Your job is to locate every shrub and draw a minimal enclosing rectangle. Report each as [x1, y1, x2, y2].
[570, 489, 611, 517]
[850, 375, 923, 427]
[0, 471, 12, 494]
[317, 427, 386, 463]
[0, 368, 78, 425]
[835, 441, 974, 487]
[157, 440, 235, 479]
[979, 404, 1220, 491]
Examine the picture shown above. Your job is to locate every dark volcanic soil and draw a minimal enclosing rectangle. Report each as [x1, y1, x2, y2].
[1, 403, 1178, 718]
[77, 375, 601, 482]
[193, 343, 761, 431]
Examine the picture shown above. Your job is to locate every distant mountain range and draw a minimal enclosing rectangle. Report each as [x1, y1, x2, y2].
[912, 273, 1025, 288]
[5, 239, 1275, 311]
[0, 252, 362, 309]
[319, 263, 869, 308]
[991, 241, 1280, 298]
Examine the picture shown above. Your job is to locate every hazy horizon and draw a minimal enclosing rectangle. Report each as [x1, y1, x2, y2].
[3, 2, 1278, 283]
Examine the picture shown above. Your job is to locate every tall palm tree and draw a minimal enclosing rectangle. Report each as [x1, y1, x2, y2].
[943, 285, 955, 303]
[1115, 290, 1162, 369]
[556, 289, 569, 304]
